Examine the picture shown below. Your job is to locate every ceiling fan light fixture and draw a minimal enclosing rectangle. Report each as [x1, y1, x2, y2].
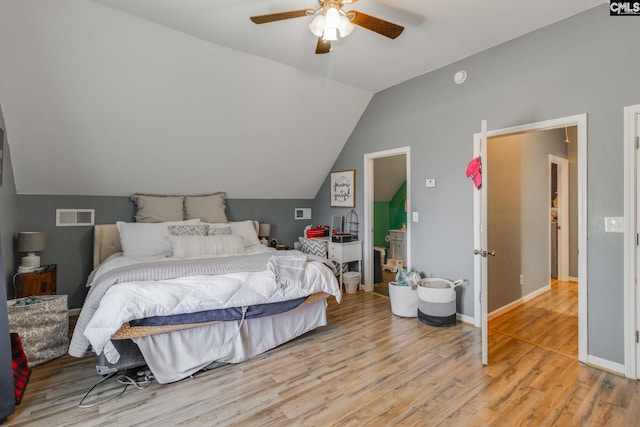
[337, 15, 355, 37]
[308, 14, 325, 37]
[325, 7, 341, 28]
[323, 26, 338, 41]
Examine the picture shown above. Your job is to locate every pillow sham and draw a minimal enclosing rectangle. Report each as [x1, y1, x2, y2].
[130, 194, 184, 223]
[168, 224, 209, 236]
[230, 220, 261, 248]
[206, 223, 232, 236]
[184, 192, 227, 223]
[117, 219, 200, 258]
[169, 235, 245, 259]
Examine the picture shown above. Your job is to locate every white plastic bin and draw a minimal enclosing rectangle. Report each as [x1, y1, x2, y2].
[388, 282, 418, 317]
[343, 271, 360, 294]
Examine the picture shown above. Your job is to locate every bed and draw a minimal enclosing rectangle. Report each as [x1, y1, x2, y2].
[69, 217, 341, 384]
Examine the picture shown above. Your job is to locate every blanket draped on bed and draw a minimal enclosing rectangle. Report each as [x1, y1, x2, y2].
[69, 251, 338, 361]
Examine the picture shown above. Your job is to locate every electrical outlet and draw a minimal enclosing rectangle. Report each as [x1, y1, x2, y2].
[519, 274, 524, 285]
[425, 178, 436, 188]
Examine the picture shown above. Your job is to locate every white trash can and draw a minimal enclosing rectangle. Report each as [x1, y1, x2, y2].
[343, 271, 360, 294]
[417, 278, 463, 327]
[388, 282, 418, 317]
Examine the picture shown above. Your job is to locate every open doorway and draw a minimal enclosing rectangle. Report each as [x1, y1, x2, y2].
[363, 147, 411, 292]
[486, 127, 579, 358]
[473, 114, 587, 365]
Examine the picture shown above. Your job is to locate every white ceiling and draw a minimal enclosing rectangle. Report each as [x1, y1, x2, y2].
[0, 0, 604, 198]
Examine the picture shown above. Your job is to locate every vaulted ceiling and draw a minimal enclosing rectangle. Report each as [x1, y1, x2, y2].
[0, 0, 604, 198]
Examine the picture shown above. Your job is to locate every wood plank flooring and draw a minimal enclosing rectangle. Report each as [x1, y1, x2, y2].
[5, 289, 640, 426]
[489, 280, 578, 358]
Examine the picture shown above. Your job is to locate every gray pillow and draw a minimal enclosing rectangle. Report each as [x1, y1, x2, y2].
[168, 224, 209, 236]
[130, 194, 184, 223]
[184, 192, 227, 223]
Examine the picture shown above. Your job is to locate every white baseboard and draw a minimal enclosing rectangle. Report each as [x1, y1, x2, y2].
[457, 313, 474, 325]
[488, 285, 551, 320]
[587, 354, 625, 376]
[569, 276, 578, 282]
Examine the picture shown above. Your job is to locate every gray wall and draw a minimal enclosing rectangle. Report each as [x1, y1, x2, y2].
[487, 129, 567, 312]
[16, 196, 313, 308]
[312, 5, 638, 363]
[0, 104, 17, 298]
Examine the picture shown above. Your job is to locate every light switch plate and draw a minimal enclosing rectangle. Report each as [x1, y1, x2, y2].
[604, 217, 624, 233]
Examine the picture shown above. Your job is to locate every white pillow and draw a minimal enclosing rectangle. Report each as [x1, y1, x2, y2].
[169, 235, 245, 259]
[117, 219, 200, 258]
[230, 220, 261, 248]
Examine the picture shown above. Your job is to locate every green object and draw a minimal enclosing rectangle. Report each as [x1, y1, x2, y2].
[395, 269, 420, 286]
[13, 296, 47, 306]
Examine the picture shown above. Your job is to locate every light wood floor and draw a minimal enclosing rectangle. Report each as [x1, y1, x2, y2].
[6, 290, 640, 426]
[489, 279, 578, 358]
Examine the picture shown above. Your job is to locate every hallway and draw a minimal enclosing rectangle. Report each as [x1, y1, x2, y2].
[489, 280, 578, 358]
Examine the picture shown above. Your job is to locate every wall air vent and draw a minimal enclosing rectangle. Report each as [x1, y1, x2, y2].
[56, 209, 95, 227]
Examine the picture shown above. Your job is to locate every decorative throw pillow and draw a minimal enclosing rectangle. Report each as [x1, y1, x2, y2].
[206, 223, 232, 236]
[230, 221, 261, 248]
[184, 193, 227, 223]
[168, 224, 209, 236]
[170, 235, 245, 259]
[130, 194, 184, 223]
[117, 219, 200, 257]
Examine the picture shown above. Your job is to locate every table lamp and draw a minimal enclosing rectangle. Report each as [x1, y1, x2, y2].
[258, 224, 271, 246]
[17, 231, 46, 273]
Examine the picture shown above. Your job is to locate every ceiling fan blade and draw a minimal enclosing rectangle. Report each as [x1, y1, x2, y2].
[250, 9, 313, 24]
[348, 10, 404, 39]
[315, 38, 331, 54]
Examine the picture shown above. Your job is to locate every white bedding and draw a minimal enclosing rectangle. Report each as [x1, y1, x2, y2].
[70, 245, 341, 365]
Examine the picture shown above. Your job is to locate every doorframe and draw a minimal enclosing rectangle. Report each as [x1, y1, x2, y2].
[623, 104, 640, 378]
[549, 154, 570, 283]
[363, 146, 411, 291]
[473, 114, 587, 364]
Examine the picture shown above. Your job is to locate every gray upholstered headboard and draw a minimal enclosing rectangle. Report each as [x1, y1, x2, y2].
[93, 221, 260, 268]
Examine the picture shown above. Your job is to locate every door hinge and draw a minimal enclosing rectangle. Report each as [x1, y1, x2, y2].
[636, 136, 639, 149]
[637, 233, 639, 246]
[636, 330, 639, 343]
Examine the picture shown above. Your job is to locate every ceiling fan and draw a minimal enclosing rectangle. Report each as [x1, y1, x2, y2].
[250, 0, 404, 54]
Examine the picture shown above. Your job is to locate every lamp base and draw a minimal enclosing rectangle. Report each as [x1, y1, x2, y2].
[21, 253, 40, 271]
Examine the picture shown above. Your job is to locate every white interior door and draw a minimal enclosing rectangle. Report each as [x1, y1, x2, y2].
[625, 104, 640, 378]
[473, 120, 489, 365]
[549, 155, 569, 282]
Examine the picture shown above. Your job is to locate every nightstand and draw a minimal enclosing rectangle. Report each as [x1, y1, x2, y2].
[16, 264, 57, 297]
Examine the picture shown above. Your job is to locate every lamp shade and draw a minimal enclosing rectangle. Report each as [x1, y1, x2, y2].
[258, 224, 271, 237]
[17, 232, 46, 253]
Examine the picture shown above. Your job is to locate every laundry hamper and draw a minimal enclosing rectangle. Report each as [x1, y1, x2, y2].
[417, 279, 462, 327]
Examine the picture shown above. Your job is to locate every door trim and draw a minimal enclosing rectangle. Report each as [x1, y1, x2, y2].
[473, 113, 587, 364]
[623, 104, 640, 378]
[363, 147, 411, 291]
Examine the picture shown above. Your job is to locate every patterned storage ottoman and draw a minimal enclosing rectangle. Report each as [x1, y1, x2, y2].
[7, 295, 69, 367]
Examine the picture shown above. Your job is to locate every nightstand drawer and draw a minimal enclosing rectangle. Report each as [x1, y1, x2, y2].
[16, 264, 57, 297]
[328, 242, 361, 263]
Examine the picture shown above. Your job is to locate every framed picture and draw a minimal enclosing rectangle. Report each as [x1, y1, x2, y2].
[330, 169, 355, 208]
[0, 128, 4, 186]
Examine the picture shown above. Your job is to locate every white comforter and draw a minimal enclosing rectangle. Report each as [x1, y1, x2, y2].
[73, 249, 340, 364]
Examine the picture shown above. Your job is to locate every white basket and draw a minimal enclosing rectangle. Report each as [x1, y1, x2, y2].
[417, 278, 462, 327]
[388, 282, 418, 317]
